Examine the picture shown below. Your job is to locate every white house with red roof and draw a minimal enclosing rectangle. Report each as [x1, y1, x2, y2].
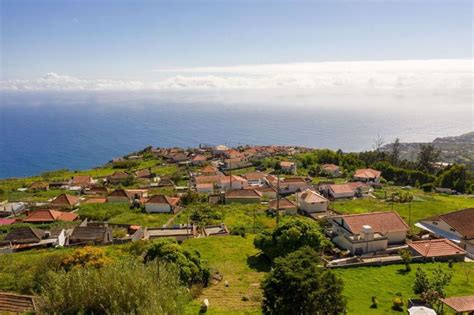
[297, 189, 329, 213]
[145, 195, 180, 213]
[330, 211, 409, 254]
[353, 168, 382, 183]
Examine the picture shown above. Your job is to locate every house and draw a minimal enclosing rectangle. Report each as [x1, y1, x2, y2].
[23, 209, 78, 223]
[71, 175, 94, 188]
[224, 149, 243, 159]
[320, 164, 341, 177]
[297, 189, 329, 213]
[126, 189, 149, 201]
[280, 161, 297, 174]
[84, 186, 108, 196]
[107, 189, 130, 203]
[416, 208, 474, 258]
[196, 183, 214, 194]
[255, 186, 277, 199]
[191, 155, 207, 166]
[2, 227, 66, 248]
[107, 171, 129, 184]
[69, 226, 113, 245]
[330, 211, 409, 255]
[279, 177, 308, 194]
[29, 181, 49, 192]
[169, 152, 189, 163]
[353, 168, 381, 183]
[245, 172, 267, 186]
[0, 291, 36, 313]
[441, 295, 474, 314]
[135, 168, 152, 179]
[50, 194, 80, 209]
[219, 175, 248, 191]
[157, 178, 175, 188]
[201, 165, 219, 176]
[213, 145, 230, 155]
[0, 202, 27, 217]
[145, 195, 180, 213]
[225, 189, 262, 204]
[146, 225, 197, 241]
[223, 157, 250, 170]
[268, 198, 297, 215]
[328, 184, 356, 199]
[408, 239, 466, 262]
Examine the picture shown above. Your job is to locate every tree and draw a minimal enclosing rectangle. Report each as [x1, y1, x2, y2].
[417, 144, 440, 174]
[61, 246, 111, 271]
[413, 266, 453, 312]
[390, 138, 401, 166]
[438, 164, 471, 193]
[145, 239, 210, 286]
[399, 249, 412, 272]
[254, 220, 331, 260]
[373, 134, 385, 151]
[262, 247, 346, 315]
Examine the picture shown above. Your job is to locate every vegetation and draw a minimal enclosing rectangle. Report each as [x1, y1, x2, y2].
[413, 266, 453, 312]
[38, 259, 188, 314]
[254, 220, 331, 260]
[144, 239, 211, 286]
[262, 247, 345, 315]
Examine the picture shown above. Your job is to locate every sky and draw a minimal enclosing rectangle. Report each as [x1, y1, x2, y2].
[0, 0, 472, 105]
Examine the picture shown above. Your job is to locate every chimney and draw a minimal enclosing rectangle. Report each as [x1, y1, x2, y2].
[361, 225, 374, 241]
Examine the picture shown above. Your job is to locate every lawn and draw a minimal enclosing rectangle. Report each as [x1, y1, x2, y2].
[78, 203, 173, 227]
[336, 262, 474, 315]
[182, 235, 267, 315]
[333, 192, 474, 230]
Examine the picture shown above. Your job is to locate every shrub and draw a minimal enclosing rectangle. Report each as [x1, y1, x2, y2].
[61, 246, 111, 271]
[392, 296, 404, 311]
[145, 239, 210, 286]
[230, 225, 246, 237]
[371, 296, 378, 309]
[38, 259, 188, 314]
[422, 183, 434, 192]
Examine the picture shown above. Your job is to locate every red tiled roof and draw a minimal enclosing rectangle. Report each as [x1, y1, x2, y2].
[269, 198, 296, 210]
[245, 172, 267, 181]
[109, 189, 129, 198]
[0, 218, 16, 226]
[338, 211, 409, 235]
[146, 195, 180, 206]
[281, 177, 305, 183]
[354, 168, 381, 179]
[83, 197, 107, 204]
[408, 239, 466, 257]
[299, 190, 328, 203]
[195, 175, 221, 184]
[329, 184, 355, 194]
[23, 209, 78, 223]
[192, 155, 207, 161]
[321, 164, 339, 171]
[442, 295, 474, 312]
[226, 189, 262, 198]
[51, 194, 80, 206]
[72, 175, 92, 186]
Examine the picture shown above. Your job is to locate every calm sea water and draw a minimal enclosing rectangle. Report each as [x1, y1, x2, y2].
[0, 102, 472, 178]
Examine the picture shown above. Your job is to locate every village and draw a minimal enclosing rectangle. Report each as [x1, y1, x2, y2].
[0, 144, 473, 314]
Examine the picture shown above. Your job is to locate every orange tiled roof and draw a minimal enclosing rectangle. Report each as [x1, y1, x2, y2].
[23, 209, 78, 222]
[408, 239, 466, 257]
[51, 194, 80, 206]
[354, 168, 381, 179]
[442, 295, 474, 312]
[337, 211, 409, 235]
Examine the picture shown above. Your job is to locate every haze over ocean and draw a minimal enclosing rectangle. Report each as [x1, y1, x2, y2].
[0, 99, 471, 178]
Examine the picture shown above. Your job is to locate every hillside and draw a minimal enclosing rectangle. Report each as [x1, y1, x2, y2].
[381, 132, 474, 164]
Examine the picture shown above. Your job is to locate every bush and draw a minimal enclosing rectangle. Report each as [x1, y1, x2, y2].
[230, 225, 246, 237]
[254, 219, 331, 260]
[61, 246, 111, 271]
[392, 296, 404, 311]
[38, 259, 188, 314]
[422, 183, 434, 192]
[145, 239, 210, 286]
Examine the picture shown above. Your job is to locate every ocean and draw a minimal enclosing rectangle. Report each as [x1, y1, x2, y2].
[0, 101, 472, 178]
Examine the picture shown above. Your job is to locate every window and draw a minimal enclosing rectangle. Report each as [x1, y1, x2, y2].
[432, 221, 438, 225]
[450, 228, 456, 232]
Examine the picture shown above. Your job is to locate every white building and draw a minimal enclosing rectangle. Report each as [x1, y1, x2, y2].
[145, 195, 180, 214]
[297, 189, 329, 213]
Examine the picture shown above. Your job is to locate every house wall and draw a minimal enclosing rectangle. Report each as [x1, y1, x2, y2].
[330, 190, 355, 199]
[226, 197, 260, 204]
[197, 186, 214, 193]
[386, 230, 407, 245]
[281, 182, 307, 194]
[300, 200, 328, 213]
[332, 235, 388, 254]
[107, 196, 130, 203]
[56, 230, 66, 247]
[463, 241, 474, 258]
[145, 203, 172, 213]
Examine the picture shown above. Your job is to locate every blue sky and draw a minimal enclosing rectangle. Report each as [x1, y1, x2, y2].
[1, 0, 472, 80]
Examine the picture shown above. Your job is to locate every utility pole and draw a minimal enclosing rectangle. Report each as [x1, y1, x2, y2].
[276, 172, 280, 226]
[408, 202, 412, 233]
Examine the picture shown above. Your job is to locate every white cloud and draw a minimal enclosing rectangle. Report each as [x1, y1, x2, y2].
[1, 60, 472, 101]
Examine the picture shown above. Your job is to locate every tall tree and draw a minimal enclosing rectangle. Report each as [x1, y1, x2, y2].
[417, 144, 440, 174]
[373, 134, 385, 151]
[262, 247, 346, 315]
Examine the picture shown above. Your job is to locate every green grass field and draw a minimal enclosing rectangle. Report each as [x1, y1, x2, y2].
[333, 190, 474, 230]
[182, 235, 267, 315]
[336, 262, 474, 314]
